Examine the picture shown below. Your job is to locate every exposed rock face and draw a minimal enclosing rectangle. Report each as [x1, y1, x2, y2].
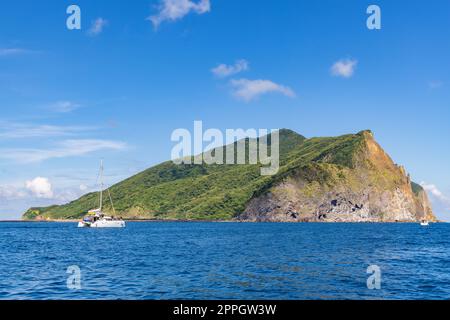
[240, 131, 435, 222]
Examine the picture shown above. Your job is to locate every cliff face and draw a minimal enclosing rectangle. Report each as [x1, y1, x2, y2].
[240, 131, 435, 222]
[23, 129, 435, 222]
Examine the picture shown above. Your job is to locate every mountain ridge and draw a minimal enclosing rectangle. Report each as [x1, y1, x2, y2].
[23, 129, 435, 222]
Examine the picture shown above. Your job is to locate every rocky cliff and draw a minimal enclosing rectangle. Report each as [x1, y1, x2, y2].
[240, 131, 435, 222]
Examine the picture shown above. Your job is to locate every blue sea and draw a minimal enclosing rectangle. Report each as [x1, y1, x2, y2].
[0, 222, 449, 300]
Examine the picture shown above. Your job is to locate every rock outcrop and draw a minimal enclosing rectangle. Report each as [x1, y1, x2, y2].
[239, 131, 435, 222]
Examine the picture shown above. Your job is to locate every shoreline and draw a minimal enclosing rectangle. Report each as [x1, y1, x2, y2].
[1, 219, 446, 223]
[1, 219, 234, 223]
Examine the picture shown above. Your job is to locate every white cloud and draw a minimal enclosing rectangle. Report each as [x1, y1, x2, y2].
[230, 79, 296, 102]
[0, 139, 127, 163]
[48, 101, 81, 113]
[88, 18, 108, 36]
[1, 179, 90, 202]
[420, 182, 450, 205]
[1, 179, 94, 219]
[211, 60, 249, 78]
[0, 185, 27, 200]
[25, 177, 54, 199]
[148, 0, 210, 28]
[0, 122, 93, 139]
[331, 59, 358, 78]
[0, 48, 28, 57]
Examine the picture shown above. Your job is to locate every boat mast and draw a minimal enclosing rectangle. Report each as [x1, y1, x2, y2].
[99, 159, 104, 211]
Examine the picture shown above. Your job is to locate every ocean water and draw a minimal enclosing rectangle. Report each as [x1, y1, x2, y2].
[0, 222, 449, 300]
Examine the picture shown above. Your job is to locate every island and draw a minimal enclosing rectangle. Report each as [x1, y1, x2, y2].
[23, 129, 436, 223]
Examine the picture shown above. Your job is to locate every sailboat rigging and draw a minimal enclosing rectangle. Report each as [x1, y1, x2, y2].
[77, 160, 126, 228]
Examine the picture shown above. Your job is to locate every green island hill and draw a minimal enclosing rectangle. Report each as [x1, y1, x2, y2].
[23, 129, 435, 223]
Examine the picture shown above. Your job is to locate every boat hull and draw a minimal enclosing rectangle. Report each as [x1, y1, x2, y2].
[78, 220, 125, 228]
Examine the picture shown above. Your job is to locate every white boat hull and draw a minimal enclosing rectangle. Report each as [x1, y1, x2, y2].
[78, 220, 126, 228]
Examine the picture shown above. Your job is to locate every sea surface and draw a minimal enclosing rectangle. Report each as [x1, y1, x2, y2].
[0, 222, 449, 300]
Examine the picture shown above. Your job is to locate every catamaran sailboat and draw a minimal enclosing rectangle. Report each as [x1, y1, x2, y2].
[78, 161, 126, 228]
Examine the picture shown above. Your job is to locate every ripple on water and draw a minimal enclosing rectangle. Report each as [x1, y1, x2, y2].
[1, 222, 450, 300]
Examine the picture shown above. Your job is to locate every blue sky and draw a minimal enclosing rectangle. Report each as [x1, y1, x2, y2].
[1, 0, 449, 220]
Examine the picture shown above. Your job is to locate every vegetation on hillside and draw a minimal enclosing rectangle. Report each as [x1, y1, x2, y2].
[23, 129, 419, 221]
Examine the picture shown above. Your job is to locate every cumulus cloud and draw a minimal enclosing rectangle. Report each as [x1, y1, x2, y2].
[1, 179, 93, 219]
[0, 139, 127, 163]
[211, 60, 249, 78]
[88, 18, 108, 36]
[230, 79, 296, 102]
[331, 59, 358, 78]
[420, 182, 450, 205]
[1, 179, 90, 202]
[148, 0, 210, 28]
[25, 177, 54, 199]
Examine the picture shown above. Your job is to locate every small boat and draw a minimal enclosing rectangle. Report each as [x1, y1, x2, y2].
[78, 161, 126, 228]
[420, 220, 429, 226]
